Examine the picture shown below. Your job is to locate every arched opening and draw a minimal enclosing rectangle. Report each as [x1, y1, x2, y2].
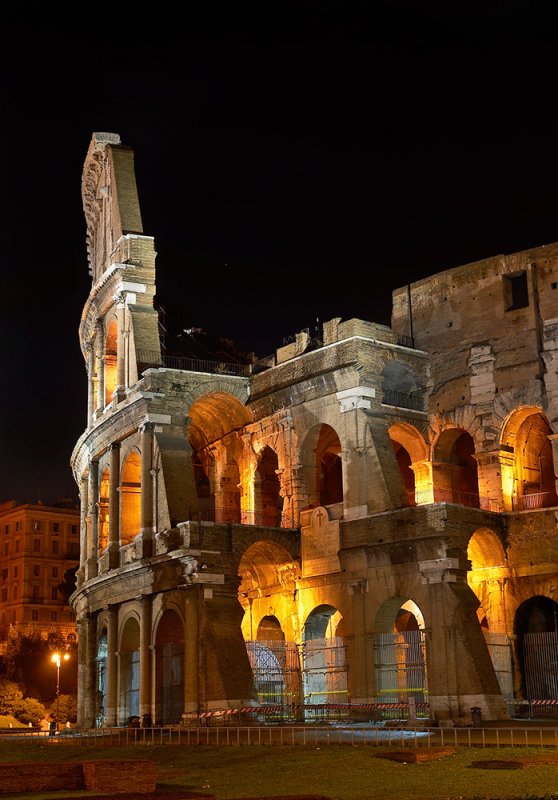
[514, 596, 558, 701]
[95, 630, 107, 727]
[302, 605, 348, 711]
[240, 542, 301, 706]
[192, 452, 214, 521]
[98, 469, 110, 554]
[317, 426, 343, 506]
[119, 617, 140, 725]
[467, 529, 513, 698]
[381, 360, 424, 411]
[245, 616, 287, 706]
[104, 320, 118, 406]
[255, 446, 281, 527]
[218, 460, 241, 523]
[502, 408, 557, 511]
[433, 428, 479, 507]
[389, 423, 430, 506]
[155, 608, 184, 724]
[374, 598, 428, 710]
[120, 452, 141, 545]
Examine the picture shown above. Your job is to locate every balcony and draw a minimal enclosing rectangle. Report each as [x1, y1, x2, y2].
[409, 488, 500, 512]
[382, 389, 425, 412]
[136, 350, 251, 377]
[512, 491, 556, 512]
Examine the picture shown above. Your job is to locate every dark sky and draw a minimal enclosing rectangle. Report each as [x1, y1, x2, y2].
[1, 1, 558, 503]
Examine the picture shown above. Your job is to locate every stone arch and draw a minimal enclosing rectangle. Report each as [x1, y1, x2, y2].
[119, 615, 140, 724]
[501, 407, 557, 511]
[374, 597, 428, 705]
[238, 539, 299, 631]
[432, 427, 479, 506]
[154, 607, 184, 724]
[98, 468, 110, 554]
[254, 446, 282, 526]
[245, 616, 291, 707]
[120, 450, 141, 545]
[302, 605, 348, 707]
[381, 359, 424, 409]
[257, 615, 285, 641]
[299, 423, 343, 509]
[514, 595, 558, 700]
[389, 423, 429, 506]
[104, 318, 118, 406]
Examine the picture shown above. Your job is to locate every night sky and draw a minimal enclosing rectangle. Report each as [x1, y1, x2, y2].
[1, 1, 558, 503]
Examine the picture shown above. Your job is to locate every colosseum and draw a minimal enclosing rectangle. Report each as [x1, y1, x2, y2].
[71, 132, 558, 729]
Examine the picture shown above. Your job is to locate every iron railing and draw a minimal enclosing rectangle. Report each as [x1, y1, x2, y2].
[409, 488, 499, 512]
[382, 389, 425, 411]
[513, 492, 556, 511]
[136, 349, 251, 377]
[188, 507, 298, 529]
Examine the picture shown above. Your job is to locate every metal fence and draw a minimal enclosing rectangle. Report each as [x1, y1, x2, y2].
[5, 724, 558, 749]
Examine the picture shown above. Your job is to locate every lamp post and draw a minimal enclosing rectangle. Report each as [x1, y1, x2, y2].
[51, 651, 69, 730]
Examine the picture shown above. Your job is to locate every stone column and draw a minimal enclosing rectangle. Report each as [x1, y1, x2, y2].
[345, 579, 371, 702]
[548, 433, 558, 498]
[140, 423, 154, 558]
[184, 590, 199, 713]
[95, 320, 105, 414]
[76, 617, 88, 728]
[419, 555, 508, 723]
[475, 449, 505, 512]
[77, 476, 88, 587]
[108, 442, 121, 569]
[498, 449, 516, 512]
[115, 295, 126, 402]
[139, 595, 152, 720]
[83, 612, 97, 729]
[87, 460, 99, 581]
[105, 606, 118, 727]
[87, 343, 95, 427]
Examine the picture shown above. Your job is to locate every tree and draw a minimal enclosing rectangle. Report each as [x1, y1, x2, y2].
[2, 631, 52, 700]
[0, 679, 23, 715]
[14, 697, 46, 727]
[51, 694, 77, 724]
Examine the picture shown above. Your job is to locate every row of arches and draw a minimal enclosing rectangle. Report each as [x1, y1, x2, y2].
[390, 406, 558, 511]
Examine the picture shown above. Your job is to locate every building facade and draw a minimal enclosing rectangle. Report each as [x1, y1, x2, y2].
[71, 132, 558, 729]
[0, 500, 79, 644]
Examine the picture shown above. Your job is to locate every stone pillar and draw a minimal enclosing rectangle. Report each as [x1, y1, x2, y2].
[108, 442, 121, 569]
[76, 617, 87, 728]
[115, 296, 126, 402]
[475, 449, 505, 512]
[498, 448, 516, 512]
[83, 612, 97, 729]
[419, 556, 508, 723]
[410, 459, 434, 505]
[105, 606, 118, 727]
[336, 388, 406, 517]
[345, 579, 371, 703]
[87, 460, 99, 581]
[87, 343, 95, 427]
[95, 320, 105, 414]
[548, 433, 558, 498]
[139, 595, 152, 720]
[77, 476, 88, 587]
[184, 590, 199, 713]
[140, 423, 154, 558]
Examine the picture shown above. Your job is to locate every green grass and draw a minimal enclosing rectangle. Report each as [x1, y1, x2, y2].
[1, 742, 558, 799]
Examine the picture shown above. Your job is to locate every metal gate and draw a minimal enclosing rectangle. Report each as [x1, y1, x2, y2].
[485, 632, 514, 699]
[301, 636, 349, 706]
[246, 640, 301, 707]
[523, 631, 558, 700]
[374, 630, 427, 707]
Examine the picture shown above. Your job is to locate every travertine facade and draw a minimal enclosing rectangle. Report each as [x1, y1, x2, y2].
[71, 133, 558, 728]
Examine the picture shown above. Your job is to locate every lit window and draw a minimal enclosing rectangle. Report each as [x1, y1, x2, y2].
[33, 521, 41, 531]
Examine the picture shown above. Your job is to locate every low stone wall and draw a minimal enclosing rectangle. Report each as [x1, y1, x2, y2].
[0, 759, 156, 794]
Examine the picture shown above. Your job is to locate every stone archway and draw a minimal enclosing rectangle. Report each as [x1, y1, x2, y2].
[501, 408, 558, 511]
[433, 428, 479, 507]
[514, 596, 558, 702]
[119, 617, 140, 724]
[154, 608, 184, 724]
[374, 597, 428, 709]
[302, 605, 348, 710]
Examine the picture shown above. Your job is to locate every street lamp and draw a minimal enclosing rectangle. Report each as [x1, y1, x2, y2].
[51, 651, 70, 730]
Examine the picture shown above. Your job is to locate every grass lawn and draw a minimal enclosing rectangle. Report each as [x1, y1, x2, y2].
[1, 741, 558, 799]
